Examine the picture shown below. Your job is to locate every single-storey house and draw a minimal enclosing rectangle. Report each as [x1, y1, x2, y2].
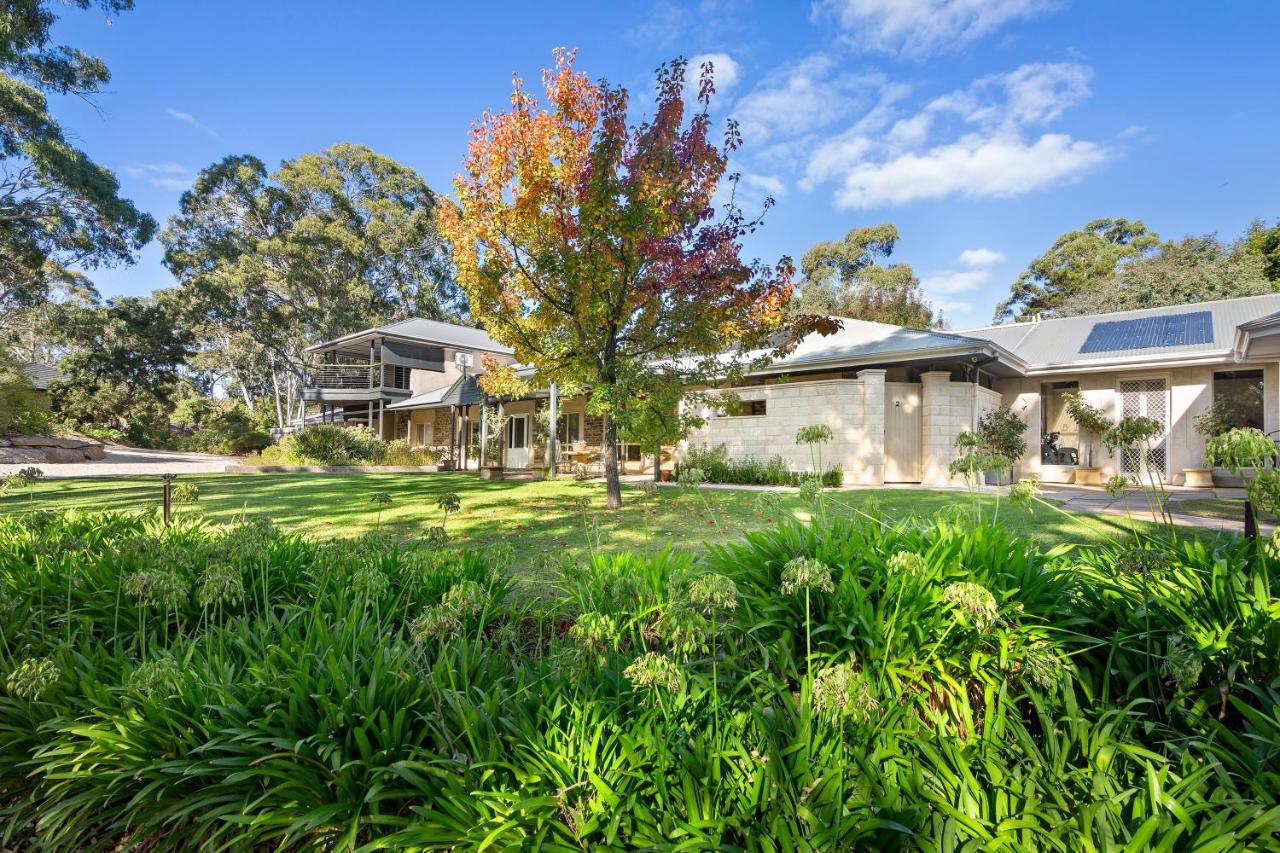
[301, 293, 1280, 485]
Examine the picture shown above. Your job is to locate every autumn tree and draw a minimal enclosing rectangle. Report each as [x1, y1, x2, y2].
[439, 50, 827, 509]
[0, 0, 155, 330]
[993, 218, 1159, 322]
[792, 223, 934, 328]
[160, 145, 462, 428]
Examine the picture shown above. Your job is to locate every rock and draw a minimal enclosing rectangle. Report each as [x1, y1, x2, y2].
[0, 447, 47, 463]
[83, 445, 106, 461]
[0, 437, 10, 446]
[43, 447, 85, 463]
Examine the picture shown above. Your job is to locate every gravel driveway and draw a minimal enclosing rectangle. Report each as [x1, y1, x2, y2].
[0, 446, 240, 478]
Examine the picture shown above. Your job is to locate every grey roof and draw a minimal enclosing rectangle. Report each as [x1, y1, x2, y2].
[752, 316, 1017, 374]
[307, 318, 513, 355]
[387, 374, 483, 410]
[20, 362, 62, 390]
[959, 293, 1280, 369]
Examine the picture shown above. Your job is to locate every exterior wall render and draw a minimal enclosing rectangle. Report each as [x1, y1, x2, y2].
[995, 362, 1280, 484]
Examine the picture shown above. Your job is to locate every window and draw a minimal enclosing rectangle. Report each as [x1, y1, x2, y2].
[384, 364, 411, 389]
[1212, 370, 1264, 431]
[1040, 381, 1081, 465]
[507, 416, 527, 449]
[616, 443, 643, 462]
[721, 399, 766, 417]
[416, 423, 431, 446]
[558, 412, 583, 444]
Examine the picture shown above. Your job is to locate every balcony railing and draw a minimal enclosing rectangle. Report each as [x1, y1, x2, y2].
[305, 362, 413, 392]
[308, 363, 377, 390]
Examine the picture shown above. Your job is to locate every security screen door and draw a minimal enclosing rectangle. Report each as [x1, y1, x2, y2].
[1118, 377, 1169, 480]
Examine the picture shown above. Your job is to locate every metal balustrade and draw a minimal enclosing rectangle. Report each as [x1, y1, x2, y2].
[307, 363, 377, 390]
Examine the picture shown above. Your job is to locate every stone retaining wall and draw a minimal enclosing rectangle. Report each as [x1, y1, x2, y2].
[0, 435, 106, 464]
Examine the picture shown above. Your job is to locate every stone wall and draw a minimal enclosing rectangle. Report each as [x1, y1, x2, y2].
[0, 435, 106, 464]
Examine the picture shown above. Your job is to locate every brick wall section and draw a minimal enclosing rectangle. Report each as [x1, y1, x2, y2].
[680, 377, 884, 485]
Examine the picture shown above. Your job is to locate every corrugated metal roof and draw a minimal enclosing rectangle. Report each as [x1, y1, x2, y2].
[959, 294, 1280, 367]
[755, 316, 1005, 372]
[307, 318, 513, 354]
[20, 362, 62, 390]
[386, 374, 483, 410]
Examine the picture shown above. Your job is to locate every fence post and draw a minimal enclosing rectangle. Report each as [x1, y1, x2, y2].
[162, 473, 175, 526]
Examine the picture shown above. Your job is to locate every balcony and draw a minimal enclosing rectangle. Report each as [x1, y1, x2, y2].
[303, 363, 413, 403]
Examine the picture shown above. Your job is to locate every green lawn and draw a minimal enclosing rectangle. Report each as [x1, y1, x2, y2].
[0, 473, 1229, 590]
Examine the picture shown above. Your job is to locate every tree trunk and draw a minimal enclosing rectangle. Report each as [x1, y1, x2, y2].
[653, 448, 662, 482]
[602, 412, 622, 509]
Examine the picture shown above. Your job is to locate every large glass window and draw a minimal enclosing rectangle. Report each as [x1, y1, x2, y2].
[720, 399, 766, 417]
[1212, 370, 1264, 431]
[1041, 381, 1081, 465]
[558, 412, 583, 444]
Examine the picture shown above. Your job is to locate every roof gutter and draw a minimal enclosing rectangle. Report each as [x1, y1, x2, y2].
[746, 341, 1028, 377]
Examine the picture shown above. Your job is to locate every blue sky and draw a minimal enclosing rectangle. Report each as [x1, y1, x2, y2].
[50, 0, 1279, 328]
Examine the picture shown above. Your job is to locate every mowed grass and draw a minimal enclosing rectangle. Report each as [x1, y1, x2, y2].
[0, 473, 1228, 590]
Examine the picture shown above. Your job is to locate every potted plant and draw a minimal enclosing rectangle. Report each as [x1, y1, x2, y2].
[1062, 392, 1110, 486]
[975, 407, 1027, 486]
[1205, 427, 1279, 537]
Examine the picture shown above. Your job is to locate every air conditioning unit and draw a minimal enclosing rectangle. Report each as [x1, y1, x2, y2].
[454, 352, 474, 369]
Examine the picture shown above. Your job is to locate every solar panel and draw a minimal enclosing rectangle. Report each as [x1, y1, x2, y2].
[1079, 310, 1213, 354]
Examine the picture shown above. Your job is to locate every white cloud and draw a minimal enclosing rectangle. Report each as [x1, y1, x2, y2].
[958, 247, 1005, 266]
[833, 132, 1107, 209]
[166, 107, 217, 137]
[921, 268, 991, 295]
[687, 52, 741, 100]
[814, 0, 1059, 58]
[792, 61, 1107, 209]
[733, 54, 884, 144]
[738, 171, 786, 198]
[123, 162, 194, 191]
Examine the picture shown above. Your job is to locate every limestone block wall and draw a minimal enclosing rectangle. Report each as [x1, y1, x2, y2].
[680, 377, 883, 484]
[920, 372, 986, 486]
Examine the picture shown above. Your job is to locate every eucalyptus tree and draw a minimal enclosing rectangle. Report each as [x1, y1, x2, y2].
[0, 0, 155, 331]
[160, 145, 463, 428]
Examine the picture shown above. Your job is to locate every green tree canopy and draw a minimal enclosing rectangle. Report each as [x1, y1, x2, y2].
[1055, 232, 1273, 317]
[793, 223, 935, 329]
[0, 1, 155, 326]
[1246, 218, 1280, 284]
[160, 144, 461, 428]
[49, 294, 192, 442]
[993, 218, 1159, 322]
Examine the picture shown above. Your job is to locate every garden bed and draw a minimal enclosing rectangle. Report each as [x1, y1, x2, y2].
[0, 506, 1276, 848]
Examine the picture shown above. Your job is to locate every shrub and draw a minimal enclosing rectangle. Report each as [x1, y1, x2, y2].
[280, 424, 386, 465]
[181, 405, 272, 455]
[0, 510, 1277, 849]
[676, 444, 842, 487]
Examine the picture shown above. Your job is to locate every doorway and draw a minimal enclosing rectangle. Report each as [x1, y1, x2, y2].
[506, 414, 530, 468]
[884, 382, 922, 482]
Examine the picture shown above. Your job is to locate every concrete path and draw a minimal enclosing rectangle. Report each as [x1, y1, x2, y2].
[0, 446, 242, 478]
